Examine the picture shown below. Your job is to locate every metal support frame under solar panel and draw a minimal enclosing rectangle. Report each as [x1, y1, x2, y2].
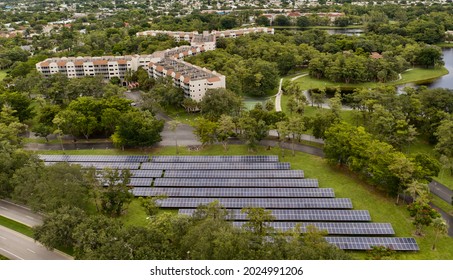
[325, 237, 419, 251]
[163, 170, 304, 178]
[153, 178, 318, 188]
[141, 162, 291, 170]
[231, 222, 395, 235]
[155, 197, 353, 209]
[132, 187, 334, 198]
[151, 155, 279, 162]
[178, 209, 371, 222]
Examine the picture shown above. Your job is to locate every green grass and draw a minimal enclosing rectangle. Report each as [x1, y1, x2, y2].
[164, 106, 200, 126]
[291, 67, 449, 91]
[431, 195, 453, 216]
[0, 254, 8, 260]
[0, 216, 34, 238]
[119, 199, 150, 227]
[0, 70, 7, 81]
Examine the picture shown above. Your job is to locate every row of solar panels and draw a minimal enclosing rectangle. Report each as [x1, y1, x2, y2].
[325, 237, 419, 251]
[152, 197, 353, 209]
[178, 209, 372, 221]
[132, 187, 334, 198]
[39, 155, 279, 163]
[229, 221, 395, 235]
[43, 161, 291, 170]
[103, 178, 317, 188]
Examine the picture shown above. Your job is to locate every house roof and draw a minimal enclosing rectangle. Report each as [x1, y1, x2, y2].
[370, 52, 383, 59]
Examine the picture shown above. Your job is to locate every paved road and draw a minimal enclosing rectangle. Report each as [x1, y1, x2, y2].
[156, 112, 201, 147]
[0, 200, 43, 227]
[0, 225, 71, 260]
[275, 78, 283, 112]
[429, 180, 453, 204]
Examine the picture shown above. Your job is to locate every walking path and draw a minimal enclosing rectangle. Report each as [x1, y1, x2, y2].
[275, 78, 283, 112]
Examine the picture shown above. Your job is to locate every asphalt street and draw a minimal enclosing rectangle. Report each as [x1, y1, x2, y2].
[0, 225, 71, 260]
[0, 200, 43, 227]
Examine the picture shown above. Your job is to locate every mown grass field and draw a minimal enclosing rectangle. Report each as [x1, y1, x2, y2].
[36, 145, 453, 260]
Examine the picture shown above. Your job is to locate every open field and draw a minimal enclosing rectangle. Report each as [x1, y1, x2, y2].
[36, 145, 453, 259]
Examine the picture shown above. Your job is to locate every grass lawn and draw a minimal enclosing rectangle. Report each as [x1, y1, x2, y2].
[291, 67, 449, 91]
[163, 106, 199, 126]
[0, 254, 8, 260]
[0, 216, 34, 238]
[0, 70, 7, 81]
[38, 145, 453, 259]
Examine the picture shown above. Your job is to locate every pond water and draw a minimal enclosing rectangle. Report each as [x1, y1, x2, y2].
[419, 48, 453, 89]
[325, 28, 364, 36]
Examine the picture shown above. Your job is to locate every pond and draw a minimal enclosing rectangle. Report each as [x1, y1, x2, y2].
[419, 48, 453, 89]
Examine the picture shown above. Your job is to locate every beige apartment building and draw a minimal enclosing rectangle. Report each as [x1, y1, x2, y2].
[36, 28, 273, 101]
[35, 45, 224, 101]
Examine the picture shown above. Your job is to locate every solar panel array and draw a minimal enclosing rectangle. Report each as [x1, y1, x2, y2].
[39, 155, 149, 162]
[141, 162, 291, 170]
[45, 161, 140, 170]
[133, 187, 334, 198]
[164, 170, 304, 178]
[232, 222, 395, 235]
[156, 198, 353, 209]
[325, 237, 419, 251]
[38, 154, 418, 251]
[151, 155, 279, 162]
[153, 178, 318, 188]
[178, 209, 371, 221]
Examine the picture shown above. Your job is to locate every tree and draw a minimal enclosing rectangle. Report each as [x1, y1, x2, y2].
[435, 118, 453, 159]
[193, 117, 218, 147]
[407, 199, 440, 236]
[112, 110, 164, 149]
[256, 16, 270, 27]
[238, 113, 268, 151]
[276, 121, 290, 158]
[297, 16, 310, 28]
[168, 120, 180, 154]
[139, 195, 167, 217]
[287, 116, 306, 156]
[274, 15, 291, 26]
[432, 217, 448, 250]
[98, 168, 133, 217]
[12, 162, 92, 213]
[199, 88, 243, 121]
[216, 114, 235, 151]
[415, 46, 444, 68]
[34, 206, 86, 250]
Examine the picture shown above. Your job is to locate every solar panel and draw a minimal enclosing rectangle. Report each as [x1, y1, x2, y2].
[151, 155, 279, 162]
[178, 209, 370, 221]
[132, 187, 334, 198]
[153, 178, 318, 188]
[154, 198, 353, 209]
[129, 170, 163, 178]
[325, 237, 419, 251]
[39, 155, 149, 162]
[141, 162, 290, 170]
[42, 161, 140, 169]
[100, 178, 152, 187]
[231, 222, 395, 235]
[164, 170, 304, 178]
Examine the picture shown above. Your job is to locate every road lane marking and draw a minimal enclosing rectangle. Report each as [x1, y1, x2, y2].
[27, 248, 36, 254]
[0, 206, 8, 210]
[0, 248, 24, 260]
[0, 235, 6, 240]
[25, 215, 35, 220]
